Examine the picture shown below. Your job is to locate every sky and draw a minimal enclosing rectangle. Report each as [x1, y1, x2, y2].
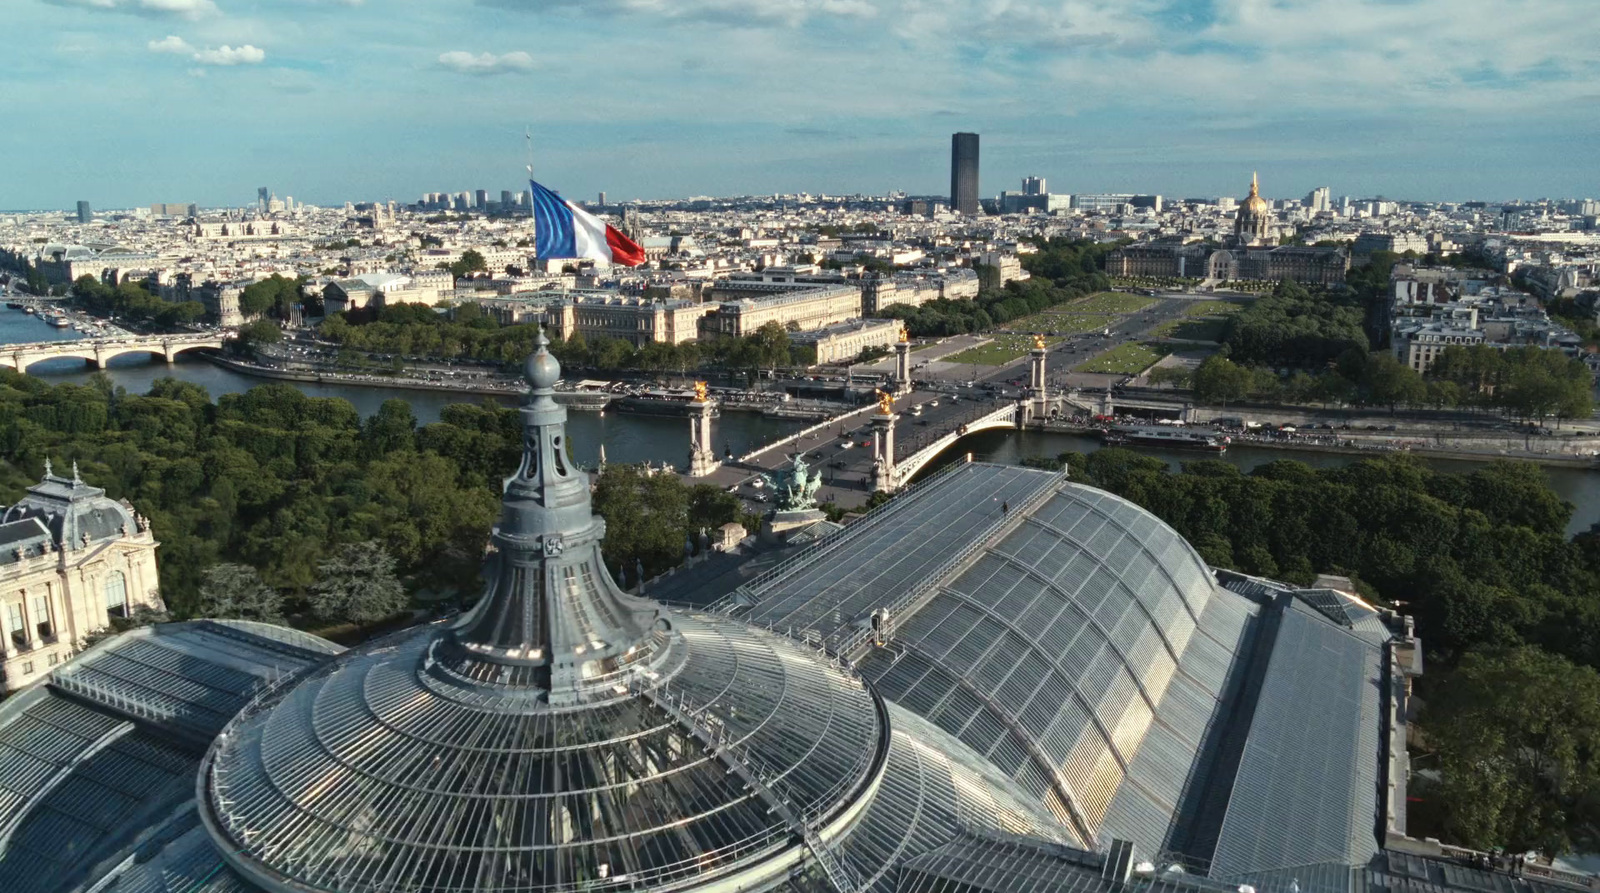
[4, 0, 1599, 209]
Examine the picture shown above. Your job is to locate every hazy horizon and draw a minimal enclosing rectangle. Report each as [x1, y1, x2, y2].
[6, 0, 1597, 210]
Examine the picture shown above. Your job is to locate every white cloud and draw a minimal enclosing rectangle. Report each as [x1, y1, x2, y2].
[437, 50, 535, 75]
[480, 0, 876, 27]
[192, 44, 265, 65]
[148, 34, 265, 65]
[137, 0, 217, 16]
[146, 34, 193, 54]
[46, 0, 218, 19]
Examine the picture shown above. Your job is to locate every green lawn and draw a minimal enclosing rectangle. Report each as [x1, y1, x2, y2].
[1064, 292, 1157, 314]
[1002, 312, 1118, 335]
[1181, 299, 1249, 317]
[1151, 316, 1229, 342]
[1074, 341, 1171, 374]
[944, 334, 1060, 366]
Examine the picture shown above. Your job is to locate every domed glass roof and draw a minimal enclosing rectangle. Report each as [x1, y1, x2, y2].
[198, 333, 890, 893]
[202, 615, 885, 893]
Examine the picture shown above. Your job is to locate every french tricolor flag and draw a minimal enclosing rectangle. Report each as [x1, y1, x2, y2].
[529, 179, 645, 267]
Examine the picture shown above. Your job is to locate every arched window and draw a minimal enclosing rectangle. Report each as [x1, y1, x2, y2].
[104, 572, 127, 621]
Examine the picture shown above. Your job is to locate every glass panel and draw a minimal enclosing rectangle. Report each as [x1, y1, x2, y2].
[104, 572, 127, 621]
[31, 594, 51, 640]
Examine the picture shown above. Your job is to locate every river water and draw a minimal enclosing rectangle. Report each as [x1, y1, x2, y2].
[0, 307, 804, 468]
[6, 306, 1598, 536]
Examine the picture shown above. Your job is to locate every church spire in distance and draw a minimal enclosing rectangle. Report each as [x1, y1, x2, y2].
[435, 329, 671, 703]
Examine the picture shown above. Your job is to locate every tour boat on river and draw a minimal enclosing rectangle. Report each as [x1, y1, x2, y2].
[1101, 424, 1229, 452]
[615, 387, 717, 417]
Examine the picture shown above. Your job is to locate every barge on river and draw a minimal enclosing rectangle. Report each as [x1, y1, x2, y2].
[1101, 424, 1229, 452]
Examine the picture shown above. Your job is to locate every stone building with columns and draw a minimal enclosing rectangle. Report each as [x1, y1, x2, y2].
[0, 463, 161, 693]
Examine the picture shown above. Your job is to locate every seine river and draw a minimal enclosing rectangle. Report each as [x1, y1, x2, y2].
[5, 307, 1598, 536]
[0, 307, 804, 468]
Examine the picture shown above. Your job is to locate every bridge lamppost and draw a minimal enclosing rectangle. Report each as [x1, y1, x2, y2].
[1028, 334, 1049, 422]
[893, 326, 912, 396]
[870, 389, 897, 493]
[687, 382, 720, 478]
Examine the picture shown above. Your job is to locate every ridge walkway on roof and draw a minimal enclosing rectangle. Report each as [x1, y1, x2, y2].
[735, 463, 1062, 639]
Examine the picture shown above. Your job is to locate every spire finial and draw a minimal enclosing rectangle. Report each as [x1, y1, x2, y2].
[72, 460, 80, 485]
[439, 337, 665, 703]
[1250, 171, 1259, 196]
[44, 457, 53, 478]
[523, 325, 561, 391]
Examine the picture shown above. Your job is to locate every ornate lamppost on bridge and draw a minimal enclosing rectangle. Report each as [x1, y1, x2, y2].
[870, 389, 898, 493]
[893, 326, 913, 396]
[686, 381, 720, 478]
[1028, 333, 1049, 422]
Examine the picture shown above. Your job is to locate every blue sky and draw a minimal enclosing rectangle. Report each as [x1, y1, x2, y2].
[5, 0, 1598, 209]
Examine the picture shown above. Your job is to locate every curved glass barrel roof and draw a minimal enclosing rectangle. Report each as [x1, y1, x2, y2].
[844, 479, 1218, 843]
[198, 334, 891, 893]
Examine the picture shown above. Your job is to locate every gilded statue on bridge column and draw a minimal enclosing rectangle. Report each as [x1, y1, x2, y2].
[875, 389, 894, 415]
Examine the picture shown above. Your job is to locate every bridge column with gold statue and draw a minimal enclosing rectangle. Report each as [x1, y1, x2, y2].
[893, 326, 913, 396]
[686, 381, 720, 478]
[870, 389, 898, 493]
[1028, 333, 1049, 421]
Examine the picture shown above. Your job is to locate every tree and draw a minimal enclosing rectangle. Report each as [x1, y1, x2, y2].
[363, 399, 416, 455]
[591, 464, 690, 578]
[308, 541, 407, 625]
[752, 321, 791, 372]
[449, 249, 488, 279]
[196, 563, 285, 624]
[1191, 355, 1252, 405]
[1146, 366, 1192, 390]
[1360, 352, 1427, 411]
[237, 318, 283, 348]
[239, 274, 301, 319]
[1424, 646, 1600, 854]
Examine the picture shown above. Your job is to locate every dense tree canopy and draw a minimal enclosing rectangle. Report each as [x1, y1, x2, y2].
[317, 305, 812, 373]
[0, 372, 499, 615]
[1220, 278, 1370, 368]
[196, 563, 285, 624]
[238, 274, 304, 320]
[71, 275, 204, 328]
[309, 541, 407, 625]
[0, 371, 757, 625]
[1423, 647, 1600, 854]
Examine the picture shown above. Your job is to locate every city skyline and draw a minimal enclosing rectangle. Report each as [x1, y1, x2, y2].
[6, 0, 1599, 209]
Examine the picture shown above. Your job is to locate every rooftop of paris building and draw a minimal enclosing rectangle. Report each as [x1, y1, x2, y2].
[0, 335, 1583, 893]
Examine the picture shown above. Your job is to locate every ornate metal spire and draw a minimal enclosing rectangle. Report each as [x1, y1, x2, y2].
[437, 329, 669, 703]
